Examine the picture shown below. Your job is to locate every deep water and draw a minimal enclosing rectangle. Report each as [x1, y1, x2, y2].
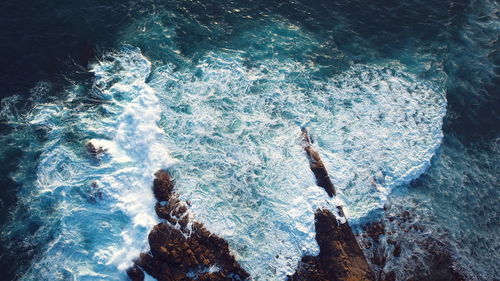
[0, 0, 498, 280]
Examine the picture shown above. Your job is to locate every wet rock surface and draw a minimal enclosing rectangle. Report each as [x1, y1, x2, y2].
[301, 128, 335, 197]
[127, 129, 464, 281]
[127, 170, 249, 281]
[297, 129, 467, 281]
[86, 141, 107, 158]
[288, 209, 374, 281]
[359, 211, 467, 281]
[289, 129, 374, 281]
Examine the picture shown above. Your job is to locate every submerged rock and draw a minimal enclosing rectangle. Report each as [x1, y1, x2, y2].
[86, 141, 107, 158]
[129, 130, 377, 281]
[126, 265, 145, 281]
[360, 211, 467, 281]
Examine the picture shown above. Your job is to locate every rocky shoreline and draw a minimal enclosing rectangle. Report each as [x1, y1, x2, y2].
[300, 128, 336, 197]
[359, 210, 467, 281]
[127, 170, 249, 281]
[125, 129, 375, 281]
[294, 130, 467, 281]
[287, 208, 374, 281]
[125, 129, 465, 281]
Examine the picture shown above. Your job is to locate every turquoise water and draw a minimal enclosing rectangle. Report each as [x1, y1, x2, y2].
[0, 0, 498, 280]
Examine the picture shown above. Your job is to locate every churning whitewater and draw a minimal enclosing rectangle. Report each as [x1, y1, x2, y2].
[0, 41, 446, 280]
[2, 47, 175, 280]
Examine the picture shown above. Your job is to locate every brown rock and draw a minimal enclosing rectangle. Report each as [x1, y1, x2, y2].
[126, 265, 144, 281]
[288, 209, 373, 281]
[364, 221, 385, 243]
[178, 215, 189, 228]
[301, 128, 336, 197]
[128, 169, 249, 281]
[153, 170, 174, 202]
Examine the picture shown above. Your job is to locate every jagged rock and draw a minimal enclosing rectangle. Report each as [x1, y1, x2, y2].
[127, 170, 249, 281]
[198, 272, 232, 281]
[360, 211, 468, 281]
[288, 209, 374, 281]
[178, 215, 189, 229]
[290, 129, 373, 281]
[301, 128, 336, 197]
[315, 208, 374, 281]
[86, 141, 106, 157]
[155, 202, 171, 220]
[153, 170, 175, 202]
[365, 222, 385, 243]
[289, 255, 330, 281]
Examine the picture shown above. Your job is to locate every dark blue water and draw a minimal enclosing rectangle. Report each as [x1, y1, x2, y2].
[0, 0, 498, 280]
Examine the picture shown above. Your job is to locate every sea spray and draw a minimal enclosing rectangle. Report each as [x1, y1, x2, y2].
[1, 47, 176, 280]
[0, 0, 496, 279]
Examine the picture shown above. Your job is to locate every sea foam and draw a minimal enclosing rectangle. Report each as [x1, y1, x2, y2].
[5, 46, 176, 280]
[147, 50, 446, 279]
[3, 43, 446, 280]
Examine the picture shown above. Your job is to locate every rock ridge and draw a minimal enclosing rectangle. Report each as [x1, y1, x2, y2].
[288, 129, 374, 281]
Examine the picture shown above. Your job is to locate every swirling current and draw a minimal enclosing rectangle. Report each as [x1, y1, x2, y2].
[0, 0, 498, 280]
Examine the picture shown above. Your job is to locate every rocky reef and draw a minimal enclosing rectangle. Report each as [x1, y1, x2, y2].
[296, 129, 466, 281]
[288, 129, 374, 281]
[359, 211, 467, 281]
[301, 128, 335, 197]
[127, 170, 249, 281]
[126, 129, 420, 281]
[288, 208, 374, 281]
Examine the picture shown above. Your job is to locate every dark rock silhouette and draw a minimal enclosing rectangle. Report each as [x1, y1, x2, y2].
[288, 208, 374, 281]
[301, 128, 335, 197]
[289, 129, 373, 281]
[86, 141, 106, 158]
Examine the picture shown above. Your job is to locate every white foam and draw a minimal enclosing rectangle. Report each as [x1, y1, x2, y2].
[85, 47, 176, 271]
[16, 46, 176, 280]
[148, 52, 446, 279]
[10, 44, 445, 280]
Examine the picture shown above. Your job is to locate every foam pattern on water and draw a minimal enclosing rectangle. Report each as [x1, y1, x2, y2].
[148, 49, 446, 279]
[2, 46, 175, 280]
[310, 64, 446, 220]
[1, 38, 446, 280]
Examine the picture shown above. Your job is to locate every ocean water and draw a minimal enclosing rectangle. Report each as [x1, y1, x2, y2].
[0, 0, 498, 280]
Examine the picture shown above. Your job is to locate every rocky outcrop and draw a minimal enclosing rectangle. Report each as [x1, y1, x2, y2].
[297, 129, 466, 281]
[86, 141, 107, 158]
[289, 129, 374, 281]
[289, 209, 374, 281]
[127, 128, 372, 281]
[301, 128, 335, 197]
[127, 170, 249, 281]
